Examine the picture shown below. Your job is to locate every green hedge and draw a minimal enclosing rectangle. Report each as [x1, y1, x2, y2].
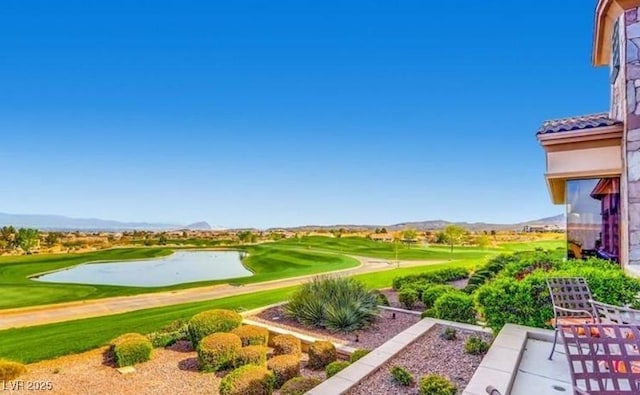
[267, 354, 301, 388]
[431, 291, 476, 324]
[421, 284, 455, 309]
[326, 361, 350, 378]
[307, 340, 337, 370]
[147, 319, 189, 348]
[475, 256, 640, 331]
[392, 267, 469, 291]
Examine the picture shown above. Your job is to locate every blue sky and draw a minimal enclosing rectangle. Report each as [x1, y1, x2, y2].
[0, 1, 611, 228]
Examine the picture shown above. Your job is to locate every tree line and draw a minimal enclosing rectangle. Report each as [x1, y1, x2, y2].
[0, 226, 44, 254]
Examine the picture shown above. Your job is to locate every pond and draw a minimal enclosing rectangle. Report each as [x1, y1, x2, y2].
[33, 251, 253, 287]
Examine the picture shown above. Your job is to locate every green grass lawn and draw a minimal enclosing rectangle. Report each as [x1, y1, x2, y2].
[0, 260, 478, 364]
[272, 236, 499, 260]
[0, 237, 561, 310]
[0, 246, 358, 309]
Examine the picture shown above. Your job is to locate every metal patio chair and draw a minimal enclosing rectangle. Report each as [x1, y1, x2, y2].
[591, 300, 640, 326]
[547, 277, 598, 360]
[559, 323, 640, 394]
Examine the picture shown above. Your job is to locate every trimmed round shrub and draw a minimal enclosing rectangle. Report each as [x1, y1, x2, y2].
[398, 288, 419, 309]
[421, 284, 455, 309]
[267, 354, 300, 388]
[280, 377, 322, 395]
[188, 309, 243, 345]
[232, 325, 270, 347]
[235, 345, 268, 367]
[326, 361, 350, 378]
[390, 365, 414, 386]
[111, 333, 153, 367]
[307, 340, 337, 370]
[432, 291, 477, 324]
[197, 332, 242, 372]
[272, 334, 302, 357]
[0, 360, 26, 381]
[219, 364, 275, 395]
[418, 374, 456, 395]
[349, 348, 370, 363]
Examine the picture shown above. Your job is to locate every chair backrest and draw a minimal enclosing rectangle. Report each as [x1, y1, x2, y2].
[592, 300, 640, 325]
[559, 323, 640, 394]
[547, 277, 595, 318]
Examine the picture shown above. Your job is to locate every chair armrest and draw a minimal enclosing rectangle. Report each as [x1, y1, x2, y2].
[554, 306, 594, 319]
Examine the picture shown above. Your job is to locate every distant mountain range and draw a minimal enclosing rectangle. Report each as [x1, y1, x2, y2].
[272, 214, 566, 232]
[0, 213, 214, 231]
[0, 212, 565, 232]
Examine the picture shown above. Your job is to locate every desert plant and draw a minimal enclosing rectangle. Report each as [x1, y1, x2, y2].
[398, 288, 419, 309]
[432, 291, 477, 324]
[280, 377, 322, 395]
[0, 359, 26, 381]
[421, 308, 435, 318]
[197, 332, 242, 372]
[465, 336, 490, 355]
[326, 361, 350, 378]
[349, 348, 370, 363]
[111, 333, 153, 367]
[235, 345, 268, 367]
[390, 365, 414, 386]
[267, 354, 300, 388]
[286, 276, 379, 332]
[418, 374, 456, 395]
[440, 327, 457, 341]
[271, 334, 302, 357]
[219, 364, 275, 395]
[188, 309, 243, 345]
[307, 340, 337, 370]
[421, 284, 455, 309]
[232, 324, 270, 347]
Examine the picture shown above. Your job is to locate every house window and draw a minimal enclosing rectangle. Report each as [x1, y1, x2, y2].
[566, 178, 620, 263]
[611, 19, 620, 83]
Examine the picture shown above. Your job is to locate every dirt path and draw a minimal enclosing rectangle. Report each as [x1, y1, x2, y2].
[0, 256, 445, 330]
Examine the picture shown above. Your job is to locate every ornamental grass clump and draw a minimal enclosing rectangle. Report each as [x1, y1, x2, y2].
[390, 365, 414, 386]
[285, 276, 379, 332]
[267, 354, 300, 388]
[307, 340, 337, 370]
[271, 334, 302, 357]
[232, 324, 270, 347]
[188, 309, 243, 345]
[219, 365, 275, 395]
[197, 332, 242, 372]
[280, 377, 321, 395]
[235, 345, 268, 367]
[111, 333, 153, 367]
[0, 359, 27, 381]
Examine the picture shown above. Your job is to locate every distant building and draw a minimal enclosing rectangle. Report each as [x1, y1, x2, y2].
[522, 224, 561, 233]
[369, 233, 394, 242]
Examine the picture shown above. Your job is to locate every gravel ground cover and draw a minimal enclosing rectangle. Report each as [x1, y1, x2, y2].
[251, 305, 421, 349]
[346, 324, 492, 395]
[8, 340, 328, 395]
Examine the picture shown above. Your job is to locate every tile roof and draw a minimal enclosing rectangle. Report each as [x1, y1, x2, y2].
[537, 113, 622, 135]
